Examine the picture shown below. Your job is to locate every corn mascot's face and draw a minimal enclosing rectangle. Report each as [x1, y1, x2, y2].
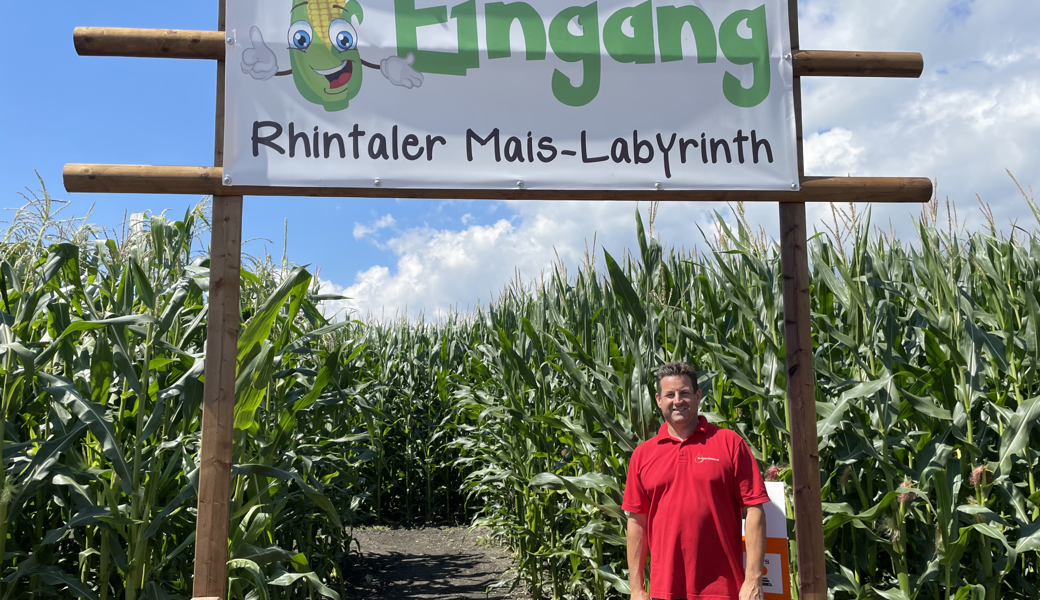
[288, 0, 365, 112]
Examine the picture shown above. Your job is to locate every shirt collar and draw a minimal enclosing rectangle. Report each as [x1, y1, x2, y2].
[655, 415, 710, 443]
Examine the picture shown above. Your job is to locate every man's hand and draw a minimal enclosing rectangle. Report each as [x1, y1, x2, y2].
[241, 26, 279, 81]
[630, 586, 651, 600]
[739, 576, 764, 600]
[380, 52, 424, 88]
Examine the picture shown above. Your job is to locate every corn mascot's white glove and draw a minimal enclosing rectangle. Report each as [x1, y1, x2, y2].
[241, 26, 279, 81]
[380, 52, 424, 89]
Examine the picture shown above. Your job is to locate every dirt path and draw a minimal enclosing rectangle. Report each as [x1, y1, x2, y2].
[347, 526, 529, 599]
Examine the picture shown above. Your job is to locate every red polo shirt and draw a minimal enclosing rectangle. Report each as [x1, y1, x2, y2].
[622, 417, 768, 600]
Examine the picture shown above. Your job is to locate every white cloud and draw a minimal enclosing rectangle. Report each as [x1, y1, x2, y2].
[352, 214, 397, 240]
[343, 218, 539, 318]
[340, 201, 763, 318]
[330, 0, 1040, 317]
[804, 128, 863, 175]
[794, 0, 1040, 233]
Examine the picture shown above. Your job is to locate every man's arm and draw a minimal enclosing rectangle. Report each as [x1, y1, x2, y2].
[626, 512, 650, 600]
[740, 503, 766, 600]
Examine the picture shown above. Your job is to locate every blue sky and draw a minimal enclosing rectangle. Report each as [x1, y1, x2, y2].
[3, 1, 1039, 318]
[0, 1, 506, 289]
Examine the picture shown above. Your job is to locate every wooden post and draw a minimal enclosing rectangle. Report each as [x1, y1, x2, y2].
[192, 1, 242, 599]
[779, 2, 828, 599]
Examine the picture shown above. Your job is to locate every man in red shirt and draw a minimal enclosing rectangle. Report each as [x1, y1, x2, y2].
[623, 361, 768, 600]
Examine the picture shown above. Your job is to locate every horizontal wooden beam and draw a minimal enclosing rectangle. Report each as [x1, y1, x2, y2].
[72, 27, 923, 78]
[74, 27, 225, 60]
[794, 50, 923, 78]
[63, 164, 932, 203]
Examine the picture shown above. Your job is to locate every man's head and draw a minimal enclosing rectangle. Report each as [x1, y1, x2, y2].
[656, 361, 698, 391]
[655, 361, 702, 436]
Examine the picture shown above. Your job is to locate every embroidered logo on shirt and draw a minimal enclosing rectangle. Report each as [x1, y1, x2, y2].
[695, 456, 720, 463]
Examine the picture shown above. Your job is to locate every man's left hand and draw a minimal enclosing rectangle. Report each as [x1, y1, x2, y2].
[739, 578, 764, 600]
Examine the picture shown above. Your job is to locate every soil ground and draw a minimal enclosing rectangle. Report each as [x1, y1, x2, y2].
[346, 526, 530, 599]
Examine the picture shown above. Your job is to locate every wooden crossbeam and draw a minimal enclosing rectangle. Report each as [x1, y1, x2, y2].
[74, 28, 225, 60]
[63, 164, 932, 203]
[794, 50, 923, 78]
[72, 27, 924, 78]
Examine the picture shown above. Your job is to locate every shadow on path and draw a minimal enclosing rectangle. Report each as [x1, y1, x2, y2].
[348, 527, 525, 600]
[358, 551, 505, 599]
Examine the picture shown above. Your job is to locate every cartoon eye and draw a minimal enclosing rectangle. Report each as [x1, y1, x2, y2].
[329, 19, 358, 52]
[288, 21, 313, 50]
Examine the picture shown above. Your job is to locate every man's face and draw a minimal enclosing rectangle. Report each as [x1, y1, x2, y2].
[655, 375, 701, 430]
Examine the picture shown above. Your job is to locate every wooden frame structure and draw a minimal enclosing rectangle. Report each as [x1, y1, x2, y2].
[65, 2, 929, 599]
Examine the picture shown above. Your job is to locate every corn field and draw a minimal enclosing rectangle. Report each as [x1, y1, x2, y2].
[1, 178, 1039, 600]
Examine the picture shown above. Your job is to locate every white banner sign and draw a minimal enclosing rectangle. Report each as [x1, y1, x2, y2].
[225, 0, 798, 191]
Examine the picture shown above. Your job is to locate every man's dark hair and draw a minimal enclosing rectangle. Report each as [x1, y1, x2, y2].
[656, 361, 698, 391]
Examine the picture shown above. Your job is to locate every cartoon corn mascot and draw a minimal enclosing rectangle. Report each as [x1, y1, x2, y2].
[241, 0, 422, 112]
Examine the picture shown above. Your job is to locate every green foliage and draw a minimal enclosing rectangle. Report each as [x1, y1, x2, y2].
[452, 196, 1040, 600]
[3, 177, 1039, 600]
[0, 195, 374, 600]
